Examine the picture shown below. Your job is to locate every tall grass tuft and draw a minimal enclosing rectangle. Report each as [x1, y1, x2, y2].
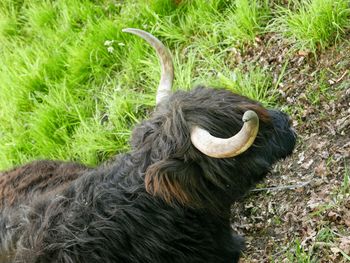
[223, 0, 270, 44]
[270, 0, 350, 52]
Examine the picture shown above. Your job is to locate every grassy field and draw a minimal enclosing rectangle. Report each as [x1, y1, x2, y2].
[1, 0, 349, 261]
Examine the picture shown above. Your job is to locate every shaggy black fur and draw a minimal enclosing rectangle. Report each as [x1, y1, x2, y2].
[0, 86, 296, 262]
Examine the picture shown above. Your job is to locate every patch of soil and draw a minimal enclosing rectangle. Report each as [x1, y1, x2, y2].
[229, 33, 350, 262]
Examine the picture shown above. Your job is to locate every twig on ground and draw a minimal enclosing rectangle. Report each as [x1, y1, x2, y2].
[250, 181, 310, 192]
[329, 70, 349, 84]
[336, 70, 349, 83]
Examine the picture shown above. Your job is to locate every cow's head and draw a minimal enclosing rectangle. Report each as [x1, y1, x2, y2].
[124, 29, 297, 213]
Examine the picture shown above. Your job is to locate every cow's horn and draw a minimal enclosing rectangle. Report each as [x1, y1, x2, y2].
[190, 110, 259, 158]
[122, 28, 174, 105]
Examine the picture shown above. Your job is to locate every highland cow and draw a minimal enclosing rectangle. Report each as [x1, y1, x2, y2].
[0, 28, 296, 263]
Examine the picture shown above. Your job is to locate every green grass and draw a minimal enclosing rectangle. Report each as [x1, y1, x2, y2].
[270, 0, 350, 52]
[287, 239, 313, 263]
[223, 0, 270, 44]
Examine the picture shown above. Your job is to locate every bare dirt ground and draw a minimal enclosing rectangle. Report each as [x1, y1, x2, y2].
[230, 33, 350, 262]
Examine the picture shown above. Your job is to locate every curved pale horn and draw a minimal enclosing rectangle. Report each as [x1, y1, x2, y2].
[190, 110, 259, 158]
[122, 28, 174, 105]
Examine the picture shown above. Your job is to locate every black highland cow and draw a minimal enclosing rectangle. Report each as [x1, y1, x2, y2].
[0, 29, 296, 262]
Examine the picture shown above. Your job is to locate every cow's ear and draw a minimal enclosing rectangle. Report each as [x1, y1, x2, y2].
[145, 159, 205, 207]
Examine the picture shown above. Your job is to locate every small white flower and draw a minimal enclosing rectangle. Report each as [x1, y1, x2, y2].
[118, 42, 125, 46]
[107, 46, 114, 53]
[104, 40, 114, 46]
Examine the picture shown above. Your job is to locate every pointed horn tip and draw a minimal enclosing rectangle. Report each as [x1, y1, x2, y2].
[122, 28, 135, 33]
[242, 110, 258, 123]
